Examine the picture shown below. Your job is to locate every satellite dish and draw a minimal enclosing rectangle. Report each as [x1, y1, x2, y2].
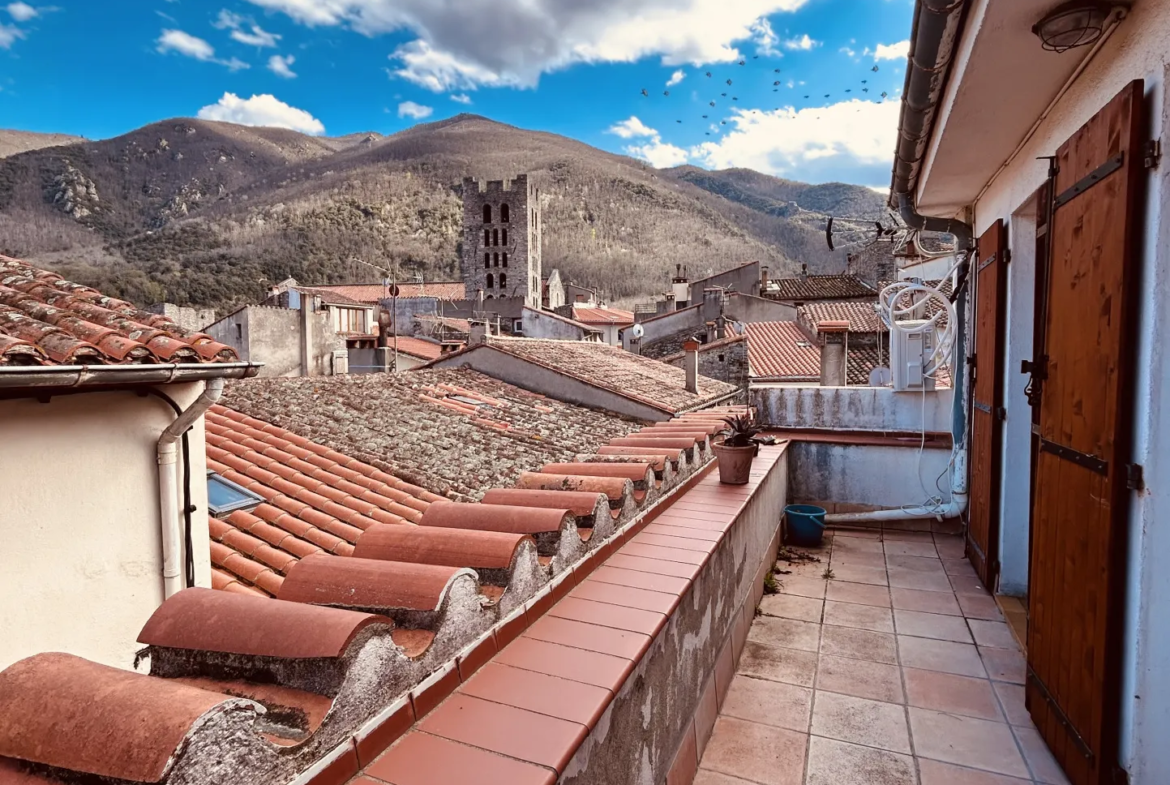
[869, 367, 893, 387]
[630, 324, 646, 339]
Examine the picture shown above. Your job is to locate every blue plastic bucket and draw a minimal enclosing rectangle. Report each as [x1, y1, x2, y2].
[784, 504, 827, 546]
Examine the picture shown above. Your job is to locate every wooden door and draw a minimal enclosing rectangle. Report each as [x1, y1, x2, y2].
[967, 219, 1008, 589]
[1026, 80, 1145, 785]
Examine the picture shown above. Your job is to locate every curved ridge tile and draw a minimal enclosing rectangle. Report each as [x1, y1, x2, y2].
[0, 653, 257, 783]
[354, 524, 529, 574]
[540, 462, 655, 486]
[420, 501, 571, 536]
[277, 554, 472, 618]
[138, 587, 391, 660]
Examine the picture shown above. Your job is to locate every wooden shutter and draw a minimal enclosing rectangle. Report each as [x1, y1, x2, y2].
[966, 219, 1008, 589]
[1026, 80, 1145, 785]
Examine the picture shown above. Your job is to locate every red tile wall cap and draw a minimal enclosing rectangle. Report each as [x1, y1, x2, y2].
[575, 453, 668, 472]
[137, 587, 391, 659]
[353, 524, 531, 571]
[277, 554, 472, 613]
[0, 653, 255, 783]
[608, 436, 703, 450]
[648, 421, 722, 434]
[596, 445, 685, 461]
[515, 472, 633, 502]
[540, 462, 653, 484]
[481, 488, 609, 518]
[420, 501, 572, 536]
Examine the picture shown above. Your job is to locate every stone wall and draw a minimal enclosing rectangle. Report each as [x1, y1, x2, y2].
[147, 302, 217, 332]
[666, 338, 748, 390]
[461, 175, 541, 307]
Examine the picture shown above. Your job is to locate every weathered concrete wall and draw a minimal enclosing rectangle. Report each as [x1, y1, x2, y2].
[723, 292, 797, 324]
[626, 304, 704, 353]
[381, 296, 439, 334]
[689, 262, 761, 301]
[147, 302, 217, 332]
[559, 446, 788, 785]
[522, 308, 594, 340]
[753, 385, 953, 433]
[0, 384, 212, 672]
[788, 441, 953, 509]
[206, 306, 343, 378]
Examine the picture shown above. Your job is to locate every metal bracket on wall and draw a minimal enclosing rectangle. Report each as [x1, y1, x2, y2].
[1127, 464, 1145, 491]
[1039, 437, 1108, 476]
[1143, 139, 1162, 170]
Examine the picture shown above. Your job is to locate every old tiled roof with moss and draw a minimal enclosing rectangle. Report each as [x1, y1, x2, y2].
[764, 274, 876, 302]
[0, 256, 238, 366]
[465, 336, 740, 415]
[221, 368, 644, 500]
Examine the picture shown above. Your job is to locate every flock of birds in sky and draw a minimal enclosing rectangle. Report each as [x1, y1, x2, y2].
[641, 57, 890, 135]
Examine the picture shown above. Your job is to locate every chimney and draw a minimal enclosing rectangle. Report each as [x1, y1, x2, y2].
[629, 336, 642, 356]
[801, 263, 808, 280]
[760, 265, 769, 294]
[683, 338, 700, 394]
[470, 321, 489, 346]
[818, 320, 849, 387]
[299, 295, 313, 377]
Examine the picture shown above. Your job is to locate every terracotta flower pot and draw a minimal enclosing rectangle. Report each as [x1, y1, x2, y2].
[712, 441, 757, 485]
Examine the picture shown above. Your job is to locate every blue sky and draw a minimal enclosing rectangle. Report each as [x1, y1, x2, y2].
[0, 0, 913, 188]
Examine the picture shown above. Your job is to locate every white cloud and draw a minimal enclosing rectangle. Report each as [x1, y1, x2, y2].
[248, 0, 813, 90]
[268, 53, 296, 77]
[751, 18, 780, 56]
[607, 116, 688, 168]
[627, 137, 690, 168]
[450, 93, 472, 104]
[197, 92, 325, 134]
[157, 29, 217, 60]
[666, 69, 686, 87]
[214, 9, 282, 47]
[397, 100, 433, 119]
[0, 23, 21, 47]
[690, 98, 900, 183]
[874, 40, 909, 61]
[6, 2, 36, 21]
[783, 33, 818, 51]
[607, 116, 657, 139]
[839, 46, 856, 58]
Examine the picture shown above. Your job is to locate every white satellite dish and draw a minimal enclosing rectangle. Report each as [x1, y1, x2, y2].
[630, 324, 646, 339]
[869, 366, 893, 387]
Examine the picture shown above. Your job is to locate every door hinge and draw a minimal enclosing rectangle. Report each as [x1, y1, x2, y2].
[996, 407, 1007, 422]
[1003, 249, 1012, 264]
[1144, 139, 1162, 170]
[1127, 464, 1145, 491]
[967, 355, 977, 368]
[1021, 358, 1047, 378]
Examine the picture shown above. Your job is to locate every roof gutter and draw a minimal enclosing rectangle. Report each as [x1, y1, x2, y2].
[890, 0, 975, 250]
[0, 362, 261, 390]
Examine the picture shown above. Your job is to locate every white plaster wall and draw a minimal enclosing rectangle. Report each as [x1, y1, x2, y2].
[0, 384, 212, 672]
[960, 8, 1170, 778]
[789, 442, 953, 508]
[997, 208, 1037, 597]
[753, 385, 954, 434]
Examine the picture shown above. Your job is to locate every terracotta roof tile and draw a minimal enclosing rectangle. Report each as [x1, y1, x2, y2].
[798, 301, 886, 334]
[440, 337, 739, 416]
[571, 305, 635, 326]
[0, 256, 238, 366]
[764, 274, 876, 302]
[744, 321, 821, 382]
[386, 337, 444, 361]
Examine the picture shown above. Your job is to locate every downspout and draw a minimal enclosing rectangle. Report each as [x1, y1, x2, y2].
[827, 0, 975, 525]
[157, 379, 223, 598]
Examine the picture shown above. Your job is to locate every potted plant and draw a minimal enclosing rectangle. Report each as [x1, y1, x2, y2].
[712, 414, 773, 484]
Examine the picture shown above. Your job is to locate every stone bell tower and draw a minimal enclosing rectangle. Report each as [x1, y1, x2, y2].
[461, 174, 542, 308]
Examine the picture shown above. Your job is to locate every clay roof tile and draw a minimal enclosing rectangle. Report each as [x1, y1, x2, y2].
[353, 525, 531, 571]
[277, 554, 470, 613]
[420, 501, 572, 536]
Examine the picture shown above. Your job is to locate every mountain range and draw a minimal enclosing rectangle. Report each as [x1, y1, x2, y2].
[0, 114, 888, 312]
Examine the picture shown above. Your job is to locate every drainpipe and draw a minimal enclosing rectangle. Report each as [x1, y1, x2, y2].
[157, 379, 223, 598]
[826, 450, 968, 524]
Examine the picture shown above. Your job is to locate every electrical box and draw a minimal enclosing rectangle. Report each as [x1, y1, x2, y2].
[891, 320, 937, 392]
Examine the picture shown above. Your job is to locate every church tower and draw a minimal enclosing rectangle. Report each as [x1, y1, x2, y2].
[461, 175, 542, 308]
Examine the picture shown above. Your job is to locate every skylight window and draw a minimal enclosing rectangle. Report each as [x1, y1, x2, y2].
[206, 472, 264, 516]
[449, 395, 493, 408]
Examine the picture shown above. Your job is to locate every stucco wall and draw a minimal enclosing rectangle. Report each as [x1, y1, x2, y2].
[207, 306, 342, 377]
[688, 262, 761, 301]
[723, 292, 797, 323]
[753, 385, 954, 433]
[626, 304, 704, 353]
[788, 441, 953, 509]
[0, 384, 212, 672]
[522, 308, 592, 340]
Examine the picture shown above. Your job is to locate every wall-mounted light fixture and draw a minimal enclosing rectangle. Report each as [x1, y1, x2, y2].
[1032, 1, 1124, 53]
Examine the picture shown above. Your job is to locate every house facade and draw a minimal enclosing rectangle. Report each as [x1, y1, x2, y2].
[895, 1, 1170, 782]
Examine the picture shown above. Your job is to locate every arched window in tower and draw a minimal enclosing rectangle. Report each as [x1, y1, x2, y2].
[493, 253, 499, 267]
[501, 203, 510, 223]
[484, 228, 490, 246]
[483, 204, 492, 223]
[502, 228, 508, 245]
[486, 273, 494, 289]
[493, 229, 499, 246]
[484, 253, 490, 268]
[499, 273, 507, 289]
[502, 253, 508, 267]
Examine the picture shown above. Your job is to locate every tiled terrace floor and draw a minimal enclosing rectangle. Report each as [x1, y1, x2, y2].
[695, 528, 1070, 785]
